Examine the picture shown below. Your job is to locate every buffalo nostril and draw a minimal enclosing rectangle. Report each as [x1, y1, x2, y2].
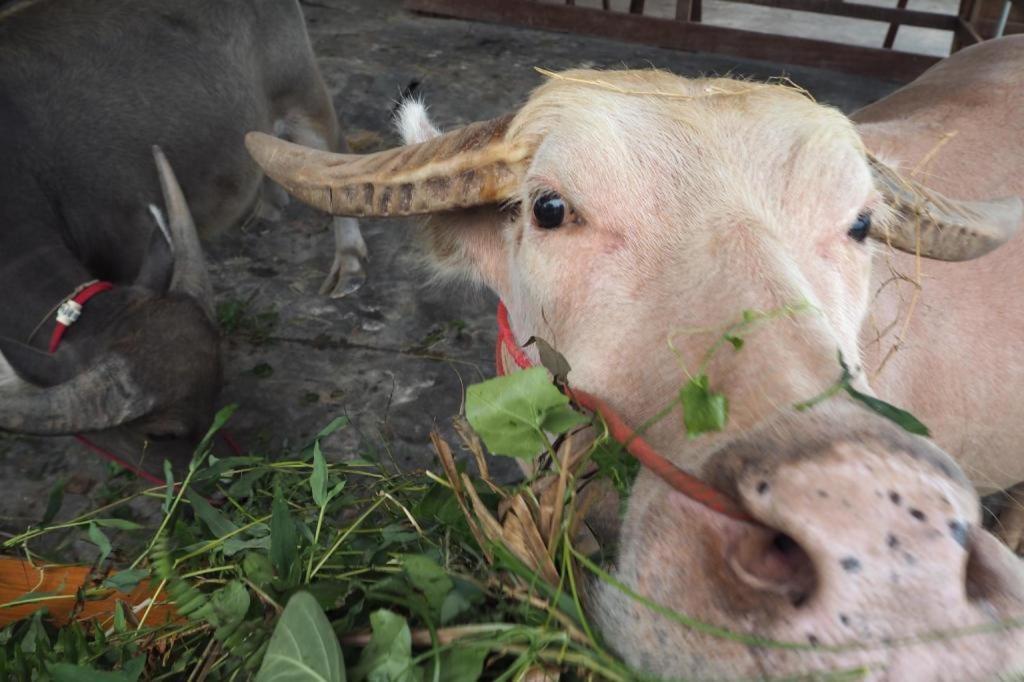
[772, 532, 797, 554]
[961, 525, 1024, 611]
[728, 530, 818, 607]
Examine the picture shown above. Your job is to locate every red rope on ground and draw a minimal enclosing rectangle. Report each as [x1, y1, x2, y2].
[496, 301, 753, 523]
[74, 434, 166, 487]
[220, 432, 243, 456]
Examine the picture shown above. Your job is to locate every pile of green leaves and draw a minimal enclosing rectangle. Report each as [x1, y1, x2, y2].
[0, 379, 637, 682]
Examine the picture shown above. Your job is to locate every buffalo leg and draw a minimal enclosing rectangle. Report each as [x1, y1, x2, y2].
[273, 112, 368, 298]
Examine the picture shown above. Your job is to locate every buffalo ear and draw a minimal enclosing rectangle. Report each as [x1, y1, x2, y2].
[418, 206, 511, 292]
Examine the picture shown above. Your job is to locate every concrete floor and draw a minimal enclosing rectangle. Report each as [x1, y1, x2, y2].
[0, 0, 903, 556]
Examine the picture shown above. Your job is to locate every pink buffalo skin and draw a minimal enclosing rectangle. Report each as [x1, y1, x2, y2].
[247, 37, 1024, 680]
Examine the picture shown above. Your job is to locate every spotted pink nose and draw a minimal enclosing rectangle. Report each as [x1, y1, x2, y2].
[599, 410, 1024, 680]
[723, 437, 1024, 650]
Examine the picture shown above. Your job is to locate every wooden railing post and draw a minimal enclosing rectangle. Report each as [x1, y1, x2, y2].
[675, 0, 702, 21]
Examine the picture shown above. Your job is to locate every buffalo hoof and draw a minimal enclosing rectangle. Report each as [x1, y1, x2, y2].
[320, 251, 367, 298]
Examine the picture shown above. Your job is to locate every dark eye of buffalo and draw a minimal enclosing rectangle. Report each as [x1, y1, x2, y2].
[848, 212, 871, 242]
[533, 192, 566, 229]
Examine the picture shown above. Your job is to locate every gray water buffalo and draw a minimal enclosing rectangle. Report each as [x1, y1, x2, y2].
[0, 0, 362, 462]
[248, 37, 1024, 680]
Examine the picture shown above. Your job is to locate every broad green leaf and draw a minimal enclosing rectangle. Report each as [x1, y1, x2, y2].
[305, 582, 355, 612]
[20, 611, 47, 654]
[413, 484, 463, 528]
[439, 646, 487, 682]
[101, 569, 149, 594]
[466, 367, 587, 460]
[846, 386, 930, 436]
[540, 403, 590, 435]
[680, 374, 729, 438]
[351, 609, 421, 682]
[439, 579, 483, 625]
[87, 522, 112, 565]
[40, 478, 66, 527]
[254, 591, 344, 682]
[271, 486, 298, 580]
[223, 533, 271, 557]
[205, 581, 250, 630]
[243, 553, 274, 589]
[227, 469, 265, 499]
[401, 554, 453, 616]
[311, 442, 328, 508]
[186, 489, 238, 538]
[123, 657, 145, 680]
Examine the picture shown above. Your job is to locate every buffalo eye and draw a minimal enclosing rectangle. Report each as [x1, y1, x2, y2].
[848, 212, 871, 242]
[532, 192, 566, 229]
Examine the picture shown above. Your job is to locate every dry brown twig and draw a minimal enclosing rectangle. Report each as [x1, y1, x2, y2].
[871, 131, 958, 381]
[434, 416, 602, 592]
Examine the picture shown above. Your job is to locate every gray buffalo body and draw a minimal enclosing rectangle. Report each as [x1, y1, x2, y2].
[0, 0, 357, 461]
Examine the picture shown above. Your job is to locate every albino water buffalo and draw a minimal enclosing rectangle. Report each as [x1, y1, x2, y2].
[0, 0, 363, 469]
[247, 37, 1024, 680]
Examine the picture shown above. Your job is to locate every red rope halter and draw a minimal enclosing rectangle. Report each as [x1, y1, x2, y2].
[495, 301, 752, 523]
[48, 280, 114, 353]
[43, 280, 242, 483]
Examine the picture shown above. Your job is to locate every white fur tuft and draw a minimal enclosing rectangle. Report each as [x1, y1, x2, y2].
[394, 98, 440, 145]
[148, 203, 173, 246]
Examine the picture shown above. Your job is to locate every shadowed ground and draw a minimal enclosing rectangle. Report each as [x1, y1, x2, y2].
[0, 0, 898, 557]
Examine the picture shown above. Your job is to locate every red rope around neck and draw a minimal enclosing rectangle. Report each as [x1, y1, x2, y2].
[495, 301, 753, 523]
[48, 281, 114, 353]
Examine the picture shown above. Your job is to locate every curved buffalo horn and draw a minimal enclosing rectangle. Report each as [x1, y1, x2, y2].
[868, 156, 1023, 261]
[152, 146, 215, 320]
[0, 351, 155, 435]
[244, 114, 529, 216]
